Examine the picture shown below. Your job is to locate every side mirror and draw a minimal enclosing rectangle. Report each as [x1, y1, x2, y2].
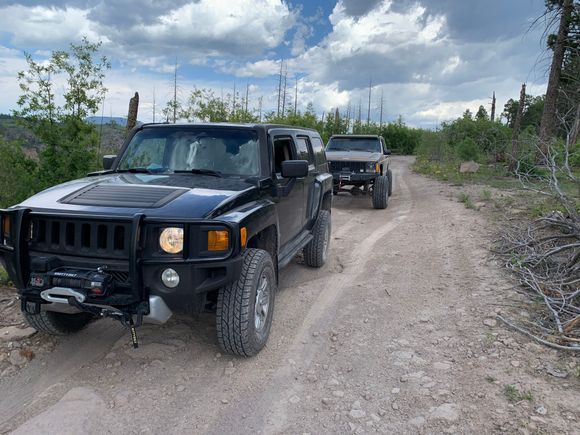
[384, 149, 392, 155]
[103, 155, 117, 170]
[281, 160, 309, 178]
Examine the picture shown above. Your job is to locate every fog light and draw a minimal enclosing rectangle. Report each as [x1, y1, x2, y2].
[161, 268, 180, 288]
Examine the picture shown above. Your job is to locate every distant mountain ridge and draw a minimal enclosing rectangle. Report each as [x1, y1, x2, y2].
[86, 116, 130, 126]
[0, 114, 127, 153]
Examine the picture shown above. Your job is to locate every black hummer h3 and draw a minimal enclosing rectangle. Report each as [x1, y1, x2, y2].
[325, 135, 393, 209]
[0, 123, 333, 356]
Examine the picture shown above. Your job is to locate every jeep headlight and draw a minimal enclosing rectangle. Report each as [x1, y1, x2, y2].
[366, 162, 379, 173]
[159, 227, 184, 254]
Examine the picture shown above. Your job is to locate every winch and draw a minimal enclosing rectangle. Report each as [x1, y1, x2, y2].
[29, 267, 114, 297]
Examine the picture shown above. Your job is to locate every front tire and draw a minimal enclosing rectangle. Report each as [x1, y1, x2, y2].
[216, 249, 276, 357]
[303, 210, 331, 268]
[22, 306, 93, 336]
[372, 175, 389, 209]
[387, 169, 393, 197]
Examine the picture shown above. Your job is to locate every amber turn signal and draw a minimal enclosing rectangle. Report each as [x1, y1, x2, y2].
[208, 230, 229, 251]
[2, 215, 10, 238]
[240, 227, 247, 248]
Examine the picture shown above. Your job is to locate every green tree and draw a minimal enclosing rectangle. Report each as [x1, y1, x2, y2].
[502, 94, 545, 131]
[13, 37, 110, 188]
[476, 105, 489, 121]
[0, 136, 38, 208]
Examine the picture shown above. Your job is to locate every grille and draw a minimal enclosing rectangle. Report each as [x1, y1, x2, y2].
[108, 271, 130, 285]
[329, 161, 367, 173]
[61, 184, 187, 208]
[29, 216, 132, 259]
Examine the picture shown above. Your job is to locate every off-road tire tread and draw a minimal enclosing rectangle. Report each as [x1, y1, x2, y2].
[372, 175, 389, 209]
[216, 249, 274, 357]
[387, 169, 393, 196]
[23, 308, 93, 336]
[303, 210, 331, 268]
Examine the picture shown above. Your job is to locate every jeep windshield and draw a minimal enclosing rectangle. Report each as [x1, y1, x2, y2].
[117, 127, 260, 177]
[326, 138, 381, 153]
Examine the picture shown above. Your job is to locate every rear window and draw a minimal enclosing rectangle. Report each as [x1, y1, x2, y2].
[327, 138, 381, 153]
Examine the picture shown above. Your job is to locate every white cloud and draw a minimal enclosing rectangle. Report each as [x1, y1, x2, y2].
[0, 5, 102, 49]
[228, 59, 282, 78]
[415, 99, 488, 123]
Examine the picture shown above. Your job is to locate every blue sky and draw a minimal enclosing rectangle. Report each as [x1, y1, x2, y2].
[0, 0, 550, 128]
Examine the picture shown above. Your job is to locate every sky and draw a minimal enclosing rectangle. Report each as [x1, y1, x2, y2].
[0, 0, 553, 128]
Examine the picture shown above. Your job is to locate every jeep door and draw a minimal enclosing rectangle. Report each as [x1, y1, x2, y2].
[271, 131, 305, 246]
[294, 134, 320, 227]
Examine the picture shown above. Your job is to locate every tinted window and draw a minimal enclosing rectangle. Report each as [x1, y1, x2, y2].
[327, 138, 381, 153]
[311, 137, 324, 153]
[295, 137, 312, 161]
[118, 127, 260, 177]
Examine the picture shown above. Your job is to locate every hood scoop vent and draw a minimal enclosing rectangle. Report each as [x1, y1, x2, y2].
[60, 184, 187, 208]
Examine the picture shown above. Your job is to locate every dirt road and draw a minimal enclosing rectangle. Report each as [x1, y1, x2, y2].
[1, 156, 578, 434]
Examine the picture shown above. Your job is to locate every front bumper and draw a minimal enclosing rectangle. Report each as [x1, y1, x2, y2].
[0, 208, 244, 316]
[331, 172, 378, 183]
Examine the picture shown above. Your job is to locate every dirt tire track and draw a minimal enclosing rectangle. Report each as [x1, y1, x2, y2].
[1, 157, 578, 435]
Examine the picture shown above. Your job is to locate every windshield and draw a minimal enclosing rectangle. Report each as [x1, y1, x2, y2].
[117, 127, 260, 177]
[326, 138, 381, 153]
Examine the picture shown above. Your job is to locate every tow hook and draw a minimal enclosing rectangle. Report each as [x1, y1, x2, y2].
[66, 297, 145, 349]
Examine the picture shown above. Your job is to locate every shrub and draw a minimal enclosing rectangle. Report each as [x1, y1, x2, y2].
[456, 138, 480, 162]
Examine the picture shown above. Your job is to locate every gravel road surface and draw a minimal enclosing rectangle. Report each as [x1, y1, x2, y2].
[0, 156, 578, 434]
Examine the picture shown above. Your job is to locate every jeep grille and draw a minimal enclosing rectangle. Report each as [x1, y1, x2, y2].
[328, 161, 367, 173]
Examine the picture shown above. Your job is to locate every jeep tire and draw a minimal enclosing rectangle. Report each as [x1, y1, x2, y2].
[303, 209, 331, 268]
[22, 306, 94, 336]
[372, 175, 389, 209]
[387, 168, 393, 197]
[216, 248, 276, 356]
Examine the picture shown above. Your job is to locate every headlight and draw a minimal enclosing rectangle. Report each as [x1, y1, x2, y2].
[366, 162, 376, 172]
[159, 227, 184, 254]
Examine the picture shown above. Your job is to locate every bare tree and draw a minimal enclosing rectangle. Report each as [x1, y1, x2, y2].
[539, 0, 574, 148]
[277, 60, 283, 116]
[509, 83, 526, 172]
[491, 91, 496, 122]
[367, 78, 372, 126]
[172, 60, 178, 123]
[126, 91, 139, 131]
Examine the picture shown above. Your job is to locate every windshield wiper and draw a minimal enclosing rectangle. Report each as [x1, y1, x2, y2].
[173, 168, 223, 178]
[116, 168, 155, 174]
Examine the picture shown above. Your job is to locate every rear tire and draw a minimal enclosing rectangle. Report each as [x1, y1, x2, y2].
[22, 306, 93, 336]
[372, 175, 389, 209]
[387, 169, 393, 197]
[216, 249, 276, 357]
[303, 210, 331, 268]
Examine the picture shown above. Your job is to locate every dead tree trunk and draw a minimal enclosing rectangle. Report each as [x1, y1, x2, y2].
[539, 0, 574, 150]
[126, 92, 139, 131]
[491, 91, 496, 122]
[570, 100, 580, 147]
[509, 83, 526, 172]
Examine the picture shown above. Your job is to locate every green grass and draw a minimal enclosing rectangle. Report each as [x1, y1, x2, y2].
[0, 265, 11, 286]
[458, 192, 476, 209]
[415, 157, 579, 218]
[413, 157, 521, 189]
[504, 384, 533, 403]
[481, 189, 492, 201]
